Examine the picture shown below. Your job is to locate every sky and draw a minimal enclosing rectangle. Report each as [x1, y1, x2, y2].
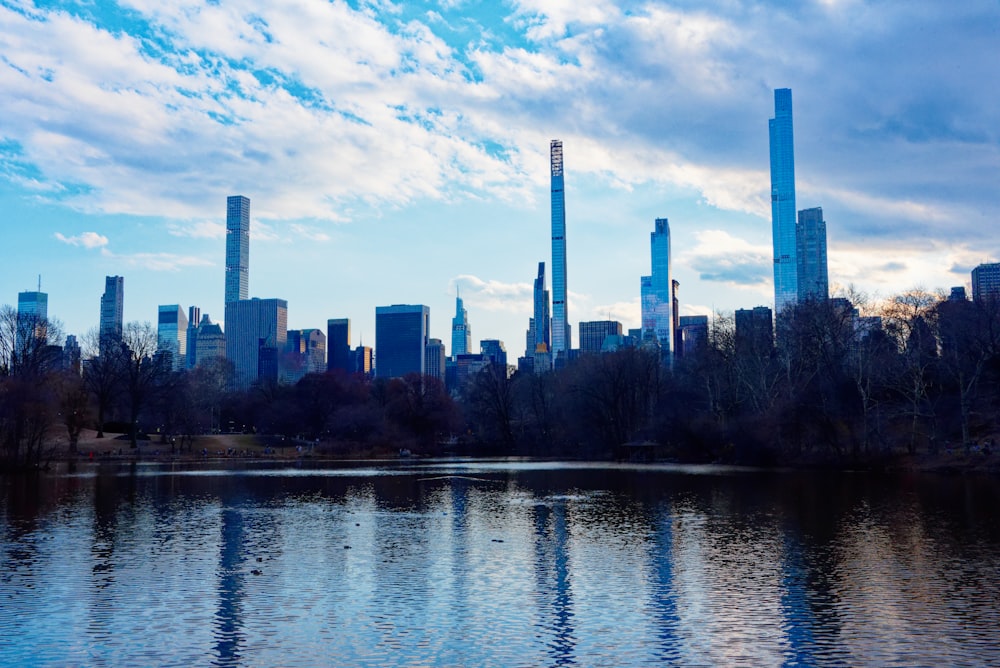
[2, 0, 999, 357]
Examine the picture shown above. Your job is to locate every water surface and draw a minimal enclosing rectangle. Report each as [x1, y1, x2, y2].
[2, 460, 999, 666]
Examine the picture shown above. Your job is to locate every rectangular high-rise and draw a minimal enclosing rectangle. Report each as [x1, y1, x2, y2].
[550, 140, 570, 355]
[972, 262, 1000, 302]
[327, 318, 352, 373]
[100, 275, 124, 349]
[650, 218, 673, 354]
[225, 195, 250, 304]
[375, 304, 429, 379]
[451, 293, 471, 358]
[157, 304, 188, 371]
[796, 207, 829, 301]
[769, 88, 798, 313]
[579, 320, 623, 354]
[224, 297, 288, 390]
[16, 289, 49, 350]
[532, 262, 550, 353]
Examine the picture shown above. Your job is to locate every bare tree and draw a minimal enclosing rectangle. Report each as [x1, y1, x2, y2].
[81, 327, 123, 438]
[119, 321, 172, 448]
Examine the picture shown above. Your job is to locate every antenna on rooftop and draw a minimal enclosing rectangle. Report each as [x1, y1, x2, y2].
[38, 274, 41, 292]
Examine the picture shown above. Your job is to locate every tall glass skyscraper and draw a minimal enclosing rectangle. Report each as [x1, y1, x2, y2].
[224, 297, 288, 390]
[650, 218, 673, 354]
[225, 195, 250, 304]
[532, 261, 550, 352]
[99, 275, 124, 349]
[375, 304, 429, 379]
[796, 207, 829, 301]
[451, 292, 471, 357]
[16, 289, 48, 351]
[550, 140, 570, 355]
[769, 88, 798, 313]
[157, 304, 188, 371]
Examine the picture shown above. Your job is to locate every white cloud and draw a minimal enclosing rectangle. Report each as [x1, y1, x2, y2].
[54, 231, 109, 249]
[167, 221, 225, 239]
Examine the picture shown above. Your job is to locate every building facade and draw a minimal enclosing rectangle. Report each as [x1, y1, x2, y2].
[526, 261, 551, 360]
[578, 320, 623, 354]
[480, 339, 507, 369]
[451, 293, 471, 358]
[770, 88, 798, 313]
[796, 207, 829, 301]
[193, 314, 225, 367]
[375, 304, 429, 379]
[157, 304, 188, 371]
[224, 297, 288, 390]
[735, 306, 774, 354]
[550, 140, 571, 356]
[186, 306, 201, 369]
[99, 275, 124, 349]
[677, 315, 709, 358]
[972, 262, 1000, 302]
[16, 289, 49, 350]
[425, 338, 446, 382]
[327, 318, 352, 373]
[225, 195, 250, 304]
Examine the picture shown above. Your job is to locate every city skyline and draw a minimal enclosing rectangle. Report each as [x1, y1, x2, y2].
[2, 1, 999, 353]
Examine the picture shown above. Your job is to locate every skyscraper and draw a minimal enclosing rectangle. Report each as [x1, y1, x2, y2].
[99, 275, 124, 349]
[451, 292, 471, 358]
[224, 297, 288, 390]
[375, 304, 429, 379]
[640, 275, 655, 336]
[327, 318, 352, 373]
[225, 195, 250, 304]
[425, 338, 446, 382]
[156, 304, 188, 371]
[578, 320, 623, 354]
[649, 218, 673, 355]
[186, 306, 201, 369]
[770, 88, 798, 313]
[972, 262, 1000, 302]
[532, 261, 551, 352]
[796, 207, 829, 301]
[550, 140, 570, 355]
[480, 339, 507, 369]
[193, 314, 225, 367]
[16, 288, 49, 350]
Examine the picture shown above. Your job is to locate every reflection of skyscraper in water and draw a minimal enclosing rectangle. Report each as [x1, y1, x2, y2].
[214, 508, 247, 665]
[532, 503, 576, 664]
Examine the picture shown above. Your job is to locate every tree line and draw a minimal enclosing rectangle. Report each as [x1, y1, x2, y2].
[3, 288, 1000, 469]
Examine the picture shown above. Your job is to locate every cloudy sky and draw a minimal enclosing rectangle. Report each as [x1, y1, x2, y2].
[2, 0, 998, 356]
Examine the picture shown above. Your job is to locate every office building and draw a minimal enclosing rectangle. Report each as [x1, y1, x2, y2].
[16, 288, 49, 350]
[643, 218, 673, 355]
[677, 315, 709, 358]
[550, 140, 571, 355]
[224, 298, 288, 390]
[526, 261, 551, 361]
[100, 275, 124, 350]
[735, 306, 774, 354]
[353, 345, 373, 377]
[480, 339, 507, 370]
[225, 195, 250, 304]
[796, 207, 829, 301]
[157, 305, 188, 371]
[579, 320, 623, 354]
[186, 306, 201, 369]
[770, 88, 798, 313]
[375, 304, 429, 379]
[327, 318, 352, 373]
[972, 262, 1000, 302]
[193, 314, 225, 367]
[284, 328, 326, 382]
[425, 338, 446, 382]
[451, 292, 471, 358]
[63, 334, 81, 374]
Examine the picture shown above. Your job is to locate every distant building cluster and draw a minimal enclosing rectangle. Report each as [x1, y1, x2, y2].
[13, 89, 992, 394]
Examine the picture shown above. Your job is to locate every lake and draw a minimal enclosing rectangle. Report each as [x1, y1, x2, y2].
[2, 459, 999, 666]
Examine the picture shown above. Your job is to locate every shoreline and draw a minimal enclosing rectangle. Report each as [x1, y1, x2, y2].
[24, 429, 999, 475]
